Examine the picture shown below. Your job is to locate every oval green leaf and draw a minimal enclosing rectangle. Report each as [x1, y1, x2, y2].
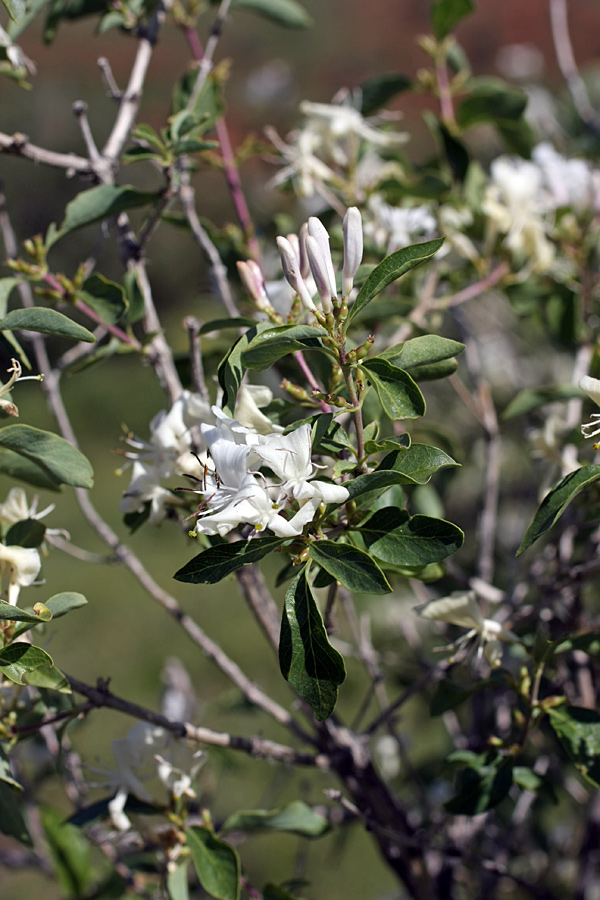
[0, 642, 53, 684]
[174, 537, 284, 584]
[241, 325, 327, 371]
[0, 308, 95, 343]
[360, 358, 425, 420]
[0, 425, 94, 490]
[308, 541, 391, 594]
[360, 507, 463, 566]
[185, 827, 240, 900]
[221, 801, 329, 838]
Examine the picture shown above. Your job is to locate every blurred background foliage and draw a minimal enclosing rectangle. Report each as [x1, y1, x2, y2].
[3, 1, 600, 898]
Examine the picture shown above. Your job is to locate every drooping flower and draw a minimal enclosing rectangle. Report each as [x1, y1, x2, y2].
[416, 590, 520, 667]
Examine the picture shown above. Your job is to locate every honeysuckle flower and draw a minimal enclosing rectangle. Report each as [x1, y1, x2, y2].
[0, 487, 54, 526]
[234, 385, 284, 435]
[364, 196, 437, 255]
[0, 359, 44, 419]
[276, 235, 317, 312]
[579, 375, 600, 439]
[0, 544, 42, 606]
[416, 590, 520, 667]
[342, 206, 363, 297]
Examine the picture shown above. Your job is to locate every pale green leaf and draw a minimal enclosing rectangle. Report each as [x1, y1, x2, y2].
[186, 827, 240, 900]
[230, 0, 312, 28]
[221, 801, 329, 838]
[0, 425, 94, 489]
[60, 185, 158, 234]
[0, 308, 95, 343]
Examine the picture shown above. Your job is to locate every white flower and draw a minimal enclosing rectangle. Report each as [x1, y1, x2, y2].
[364, 196, 437, 255]
[579, 375, 600, 439]
[0, 544, 41, 606]
[416, 590, 520, 667]
[0, 488, 54, 526]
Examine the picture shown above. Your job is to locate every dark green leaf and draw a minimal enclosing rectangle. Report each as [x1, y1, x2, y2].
[457, 77, 528, 129]
[358, 72, 412, 116]
[0, 781, 31, 845]
[554, 631, 600, 659]
[41, 806, 93, 899]
[5, 518, 46, 548]
[432, 0, 474, 38]
[346, 239, 444, 327]
[430, 677, 496, 716]
[360, 507, 463, 566]
[0, 308, 95, 343]
[0, 641, 53, 684]
[0, 599, 48, 623]
[60, 185, 158, 235]
[241, 325, 327, 371]
[262, 886, 304, 900]
[77, 274, 128, 326]
[230, 0, 312, 28]
[517, 466, 600, 555]
[122, 269, 146, 326]
[548, 706, 600, 788]
[279, 568, 346, 720]
[174, 537, 284, 584]
[361, 358, 425, 420]
[0, 447, 62, 491]
[0, 746, 22, 790]
[495, 116, 534, 158]
[0, 424, 94, 489]
[221, 801, 329, 838]
[382, 334, 465, 369]
[308, 541, 391, 594]
[445, 752, 513, 815]
[218, 323, 271, 415]
[437, 119, 470, 181]
[185, 827, 240, 900]
[377, 443, 458, 483]
[198, 318, 256, 335]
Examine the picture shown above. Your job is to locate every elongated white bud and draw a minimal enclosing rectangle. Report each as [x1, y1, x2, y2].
[298, 222, 310, 279]
[276, 236, 317, 312]
[307, 216, 337, 299]
[237, 260, 270, 312]
[342, 207, 363, 297]
[306, 235, 334, 314]
[580, 375, 600, 407]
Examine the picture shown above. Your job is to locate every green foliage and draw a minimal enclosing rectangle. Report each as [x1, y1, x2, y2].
[0, 781, 32, 845]
[358, 72, 412, 116]
[308, 541, 391, 594]
[0, 308, 95, 342]
[360, 358, 426, 420]
[517, 465, 600, 554]
[2, 0, 25, 22]
[228, 0, 312, 28]
[77, 275, 129, 326]
[185, 827, 240, 900]
[60, 185, 159, 235]
[0, 641, 53, 684]
[279, 568, 346, 720]
[359, 508, 464, 566]
[431, 0, 474, 39]
[548, 706, 600, 788]
[221, 801, 330, 838]
[445, 750, 513, 814]
[41, 807, 94, 899]
[241, 324, 328, 370]
[346, 239, 444, 328]
[217, 323, 271, 415]
[0, 424, 94, 490]
[174, 537, 285, 584]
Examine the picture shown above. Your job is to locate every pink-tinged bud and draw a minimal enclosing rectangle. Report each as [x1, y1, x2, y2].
[276, 236, 317, 312]
[306, 235, 334, 314]
[307, 217, 337, 300]
[298, 223, 310, 279]
[237, 260, 270, 311]
[342, 207, 363, 297]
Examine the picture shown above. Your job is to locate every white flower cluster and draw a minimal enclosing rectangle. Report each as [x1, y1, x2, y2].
[483, 142, 600, 273]
[87, 721, 204, 832]
[192, 412, 349, 538]
[119, 386, 280, 525]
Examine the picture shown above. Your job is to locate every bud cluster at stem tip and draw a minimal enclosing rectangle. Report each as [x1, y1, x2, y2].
[276, 207, 363, 317]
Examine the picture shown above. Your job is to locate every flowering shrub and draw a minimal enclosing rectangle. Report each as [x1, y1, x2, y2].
[2, 0, 600, 898]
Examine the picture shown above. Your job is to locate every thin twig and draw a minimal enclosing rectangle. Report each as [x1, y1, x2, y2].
[0, 131, 92, 174]
[549, 0, 600, 134]
[185, 316, 210, 401]
[186, 0, 233, 111]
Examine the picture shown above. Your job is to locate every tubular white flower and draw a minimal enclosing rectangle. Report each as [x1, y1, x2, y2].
[307, 216, 338, 300]
[342, 206, 363, 297]
[276, 236, 317, 312]
[416, 590, 520, 668]
[0, 544, 41, 606]
[579, 375, 600, 439]
[306, 235, 334, 314]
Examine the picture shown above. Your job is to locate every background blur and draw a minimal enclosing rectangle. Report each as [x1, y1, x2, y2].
[3, 1, 600, 897]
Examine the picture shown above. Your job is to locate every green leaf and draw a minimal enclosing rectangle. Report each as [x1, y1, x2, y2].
[445, 752, 513, 815]
[24, 665, 70, 692]
[376, 443, 458, 484]
[360, 507, 463, 566]
[241, 325, 327, 371]
[0, 781, 31, 845]
[279, 568, 346, 720]
[360, 358, 425, 420]
[174, 537, 284, 584]
[0, 424, 94, 489]
[382, 334, 465, 369]
[502, 384, 582, 419]
[41, 806, 93, 899]
[0, 599, 48, 623]
[77, 274, 128, 326]
[6, 518, 46, 548]
[0, 447, 63, 491]
[346, 239, 444, 327]
[221, 801, 330, 838]
[431, 0, 474, 39]
[517, 466, 600, 555]
[46, 591, 88, 618]
[262, 885, 304, 900]
[185, 827, 240, 900]
[2, 0, 25, 23]
[430, 677, 495, 716]
[457, 77, 528, 129]
[198, 317, 256, 335]
[218, 323, 271, 416]
[0, 308, 95, 343]
[167, 861, 190, 900]
[548, 706, 600, 788]
[358, 72, 412, 116]
[0, 278, 21, 315]
[230, 0, 312, 28]
[60, 185, 158, 235]
[554, 631, 600, 659]
[308, 541, 391, 594]
[0, 642, 53, 684]
[0, 746, 22, 790]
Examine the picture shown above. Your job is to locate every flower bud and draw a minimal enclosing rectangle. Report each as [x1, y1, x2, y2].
[306, 235, 334, 314]
[342, 207, 363, 298]
[298, 223, 310, 279]
[237, 260, 270, 311]
[307, 216, 337, 300]
[276, 236, 317, 312]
